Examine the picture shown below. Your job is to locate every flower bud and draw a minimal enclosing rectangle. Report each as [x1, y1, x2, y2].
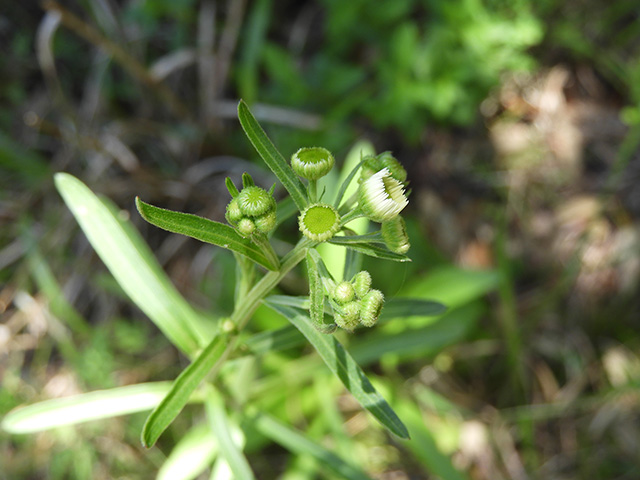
[352, 271, 372, 298]
[298, 203, 341, 242]
[358, 168, 408, 223]
[381, 216, 410, 254]
[334, 301, 360, 331]
[333, 281, 355, 305]
[237, 218, 256, 237]
[359, 289, 384, 327]
[237, 186, 276, 217]
[254, 210, 277, 234]
[225, 198, 243, 225]
[291, 147, 335, 180]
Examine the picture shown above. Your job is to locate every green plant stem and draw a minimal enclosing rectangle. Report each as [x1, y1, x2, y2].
[339, 209, 365, 228]
[234, 252, 256, 304]
[308, 180, 317, 203]
[234, 238, 312, 330]
[252, 233, 280, 270]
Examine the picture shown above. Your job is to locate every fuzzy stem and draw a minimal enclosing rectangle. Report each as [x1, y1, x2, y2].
[308, 179, 317, 203]
[252, 233, 280, 270]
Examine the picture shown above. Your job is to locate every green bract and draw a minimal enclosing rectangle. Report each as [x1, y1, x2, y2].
[237, 186, 275, 217]
[298, 203, 340, 242]
[360, 151, 407, 184]
[334, 301, 360, 331]
[359, 168, 409, 223]
[352, 271, 372, 298]
[291, 147, 335, 180]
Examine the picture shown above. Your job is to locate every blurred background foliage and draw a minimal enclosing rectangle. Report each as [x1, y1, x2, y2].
[1, 0, 640, 479]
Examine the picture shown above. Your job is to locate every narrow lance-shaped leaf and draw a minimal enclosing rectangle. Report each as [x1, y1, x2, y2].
[205, 391, 255, 480]
[136, 198, 278, 271]
[237, 100, 308, 210]
[253, 412, 372, 480]
[54, 173, 204, 355]
[328, 237, 411, 262]
[2, 383, 174, 434]
[141, 333, 231, 448]
[263, 301, 410, 439]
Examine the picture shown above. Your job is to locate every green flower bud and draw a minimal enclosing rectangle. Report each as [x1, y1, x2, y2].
[359, 168, 408, 223]
[237, 186, 275, 217]
[237, 218, 256, 237]
[298, 203, 341, 243]
[254, 210, 277, 234]
[291, 147, 335, 180]
[360, 289, 384, 327]
[352, 271, 372, 298]
[334, 301, 360, 331]
[333, 281, 355, 305]
[225, 198, 243, 225]
[381, 216, 410, 254]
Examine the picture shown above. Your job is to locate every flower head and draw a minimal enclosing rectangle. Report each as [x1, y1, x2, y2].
[358, 168, 408, 223]
[381, 216, 410, 254]
[291, 147, 335, 180]
[298, 203, 341, 242]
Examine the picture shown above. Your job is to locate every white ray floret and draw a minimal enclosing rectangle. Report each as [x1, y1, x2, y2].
[359, 168, 408, 222]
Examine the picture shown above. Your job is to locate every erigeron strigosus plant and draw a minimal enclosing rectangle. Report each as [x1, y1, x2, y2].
[3, 101, 445, 478]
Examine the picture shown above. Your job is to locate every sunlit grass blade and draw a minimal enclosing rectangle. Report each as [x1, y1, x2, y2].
[205, 391, 255, 480]
[2, 382, 173, 434]
[328, 238, 411, 262]
[136, 198, 278, 271]
[237, 100, 308, 210]
[54, 173, 205, 355]
[263, 302, 409, 439]
[141, 334, 230, 448]
[253, 412, 372, 480]
[157, 424, 218, 480]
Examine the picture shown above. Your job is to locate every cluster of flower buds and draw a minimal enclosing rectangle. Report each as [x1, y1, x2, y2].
[331, 271, 384, 331]
[225, 175, 277, 237]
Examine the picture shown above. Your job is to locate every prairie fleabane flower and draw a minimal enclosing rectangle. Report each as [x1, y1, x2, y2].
[298, 203, 340, 242]
[359, 168, 408, 223]
[291, 147, 335, 180]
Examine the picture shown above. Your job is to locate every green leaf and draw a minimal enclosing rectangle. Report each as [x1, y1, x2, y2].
[141, 334, 230, 448]
[328, 237, 411, 262]
[205, 392, 255, 480]
[135, 197, 278, 271]
[237, 100, 308, 210]
[157, 424, 218, 480]
[263, 302, 409, 439]
[381, 298, 446, 319]
[243, 325, 305, 355]
[2, 383, 173, 434]
[54, 173, 205, 355]
[253, 412, 373, 480]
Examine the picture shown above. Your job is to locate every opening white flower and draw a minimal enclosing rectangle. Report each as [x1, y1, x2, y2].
[358, 168, 408, 222]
